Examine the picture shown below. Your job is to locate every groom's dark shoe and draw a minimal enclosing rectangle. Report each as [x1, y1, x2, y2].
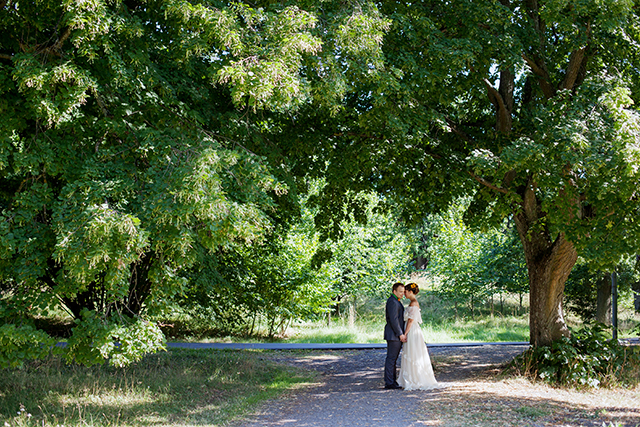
[384, 384, 403, 389]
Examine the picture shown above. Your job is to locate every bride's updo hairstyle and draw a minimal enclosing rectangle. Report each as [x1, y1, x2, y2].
[405, 282, 419, 294]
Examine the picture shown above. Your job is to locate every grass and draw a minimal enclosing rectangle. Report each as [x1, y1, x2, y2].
[282, 314, 531, 344]
[0, 349, 316, 427]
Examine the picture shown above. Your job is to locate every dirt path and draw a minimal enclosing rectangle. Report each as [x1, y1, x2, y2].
[237, 345, 523, 426]
[236, 345, 640, 427]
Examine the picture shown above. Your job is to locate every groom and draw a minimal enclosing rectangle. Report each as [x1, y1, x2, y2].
[384, 282, 406, 389]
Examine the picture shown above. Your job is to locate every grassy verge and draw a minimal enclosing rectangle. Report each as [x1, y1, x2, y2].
[208, 315, 531, 344]
[0, 349, 315, 427]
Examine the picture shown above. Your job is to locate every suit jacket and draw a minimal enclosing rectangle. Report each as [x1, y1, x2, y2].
[384, 295, 405, 341]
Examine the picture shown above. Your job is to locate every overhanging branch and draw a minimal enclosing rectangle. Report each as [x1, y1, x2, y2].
[444, 117, 474, 146]
[444, 116, 510, 195]
[468, 170, 509, 194]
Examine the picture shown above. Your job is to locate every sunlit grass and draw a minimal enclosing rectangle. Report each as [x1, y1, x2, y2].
[0, 349, 315, 427]
[284, 314, 530, 344]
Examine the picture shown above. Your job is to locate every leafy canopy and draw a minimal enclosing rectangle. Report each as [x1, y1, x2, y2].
[0, 0, 390, 366]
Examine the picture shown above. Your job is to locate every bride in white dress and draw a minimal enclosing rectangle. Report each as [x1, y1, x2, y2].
[398, 282, 439, 390]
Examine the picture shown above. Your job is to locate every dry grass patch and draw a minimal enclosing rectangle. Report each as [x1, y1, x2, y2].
[418, 378, 640, 427]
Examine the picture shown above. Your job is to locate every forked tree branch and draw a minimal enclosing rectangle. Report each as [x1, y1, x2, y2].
[483, 78, 512, 134]
[522, 55, 556, 99]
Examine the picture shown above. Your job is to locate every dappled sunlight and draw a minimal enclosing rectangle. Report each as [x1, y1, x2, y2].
[51, 389, 164, 408]
[419, 378, 640, 427]
[1, 350, 317, 427]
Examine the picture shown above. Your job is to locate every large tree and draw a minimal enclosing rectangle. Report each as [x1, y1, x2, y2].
[0, 0, 389, 366]
[260, 0, 640, 346]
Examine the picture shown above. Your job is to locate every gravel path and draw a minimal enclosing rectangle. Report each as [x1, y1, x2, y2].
[237, 345, 526, 427]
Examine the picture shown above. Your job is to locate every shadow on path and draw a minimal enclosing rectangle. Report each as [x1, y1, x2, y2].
[236, 345, 526, 427]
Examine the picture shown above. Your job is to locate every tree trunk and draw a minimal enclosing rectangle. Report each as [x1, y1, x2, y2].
[125, 250, 154, 316]
[595, 274, 612, 325]
[490, 294, 494, 317]
[632, 281, 640, 314]
[519, 292, 523, 310]
[523, 234, 575, 346]
[470, 294, 475, 319]
[515, 182, 577, 347]
[347, 297, 356, 328]
[414, 254, 428, 270]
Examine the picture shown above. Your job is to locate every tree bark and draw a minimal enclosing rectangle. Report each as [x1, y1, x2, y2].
[595, 274, 612, 325]
[514, 181, 577, 347]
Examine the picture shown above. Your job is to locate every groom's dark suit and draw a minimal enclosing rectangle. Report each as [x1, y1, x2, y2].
[384, 294, 405, 387]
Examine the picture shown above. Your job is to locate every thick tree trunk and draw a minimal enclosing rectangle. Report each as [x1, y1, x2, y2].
[595, 274, 612, 325]
[522, 234, 576, 346]
[514, 182, 577, 347]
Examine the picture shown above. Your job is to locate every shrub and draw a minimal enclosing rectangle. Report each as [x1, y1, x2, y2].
[512, 323, 640, 388]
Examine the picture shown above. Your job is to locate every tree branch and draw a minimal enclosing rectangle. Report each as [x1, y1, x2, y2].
[483, 77, 512, 134]
[0, 53, 12, 60]
[52, 27, 72, 52]
[444, 117, 474, 146]
[561, 49, 585, 91]
[468, 170, 509, 194]
[561, 24, 590, 91]
[35, 27, 72, 57]
[522, 54, 556, 99]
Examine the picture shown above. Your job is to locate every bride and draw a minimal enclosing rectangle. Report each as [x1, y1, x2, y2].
[398, 282, 439, 390]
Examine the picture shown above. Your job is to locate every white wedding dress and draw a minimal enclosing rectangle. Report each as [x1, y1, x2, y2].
[398, 305, 439, 390]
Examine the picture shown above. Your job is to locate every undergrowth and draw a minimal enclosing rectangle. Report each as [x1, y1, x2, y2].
[510, 324, 640, 388]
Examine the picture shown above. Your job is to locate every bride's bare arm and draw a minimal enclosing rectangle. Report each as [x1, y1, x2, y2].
[405, 304, 419, 335]
[405, 318, 414, 335]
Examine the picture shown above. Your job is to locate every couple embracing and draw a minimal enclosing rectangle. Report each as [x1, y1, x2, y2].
[384, 282, 439, 390]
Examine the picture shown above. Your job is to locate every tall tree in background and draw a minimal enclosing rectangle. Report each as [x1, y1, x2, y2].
[382, 0, 640, 346]
[265, 0, 640, 346]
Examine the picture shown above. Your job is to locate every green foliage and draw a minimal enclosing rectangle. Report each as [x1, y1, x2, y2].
[320, 193, 414, 300]
[565, 257, 638, 322]
[0, 0, 390, 365]
[426, 200, 527, 309]
[513, 324, 640, 388]
[0, 324, 57, 369]
[172, 186, 413, 338]
[65, 310, 165, 367]
[265, 0, 640, 345]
